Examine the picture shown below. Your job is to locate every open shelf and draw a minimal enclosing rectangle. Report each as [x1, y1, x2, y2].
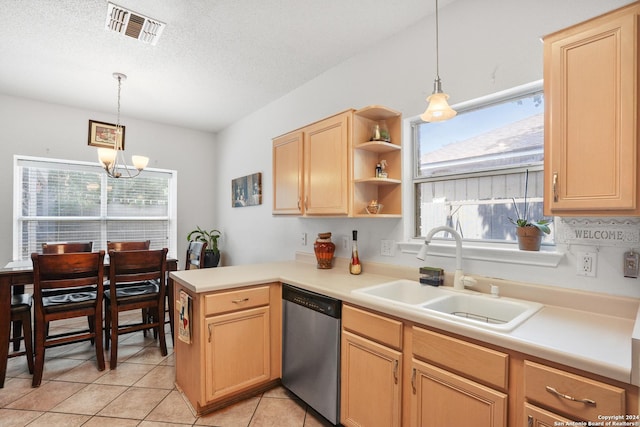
[353, 106, 402, 217]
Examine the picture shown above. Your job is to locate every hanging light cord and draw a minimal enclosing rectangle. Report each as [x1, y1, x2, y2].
[435, 0, 440, 81]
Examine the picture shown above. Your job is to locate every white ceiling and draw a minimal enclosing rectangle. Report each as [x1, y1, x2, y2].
[0, 0, 452, 133]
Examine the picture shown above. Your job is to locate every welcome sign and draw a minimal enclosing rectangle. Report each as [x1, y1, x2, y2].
[562, 220, 640, 247]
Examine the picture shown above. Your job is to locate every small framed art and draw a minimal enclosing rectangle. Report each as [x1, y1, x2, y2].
[232, 172, 262, 207]
[88, 120, 125, 149]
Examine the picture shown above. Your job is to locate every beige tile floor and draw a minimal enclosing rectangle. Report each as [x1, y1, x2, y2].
[1, 312, 333, 427]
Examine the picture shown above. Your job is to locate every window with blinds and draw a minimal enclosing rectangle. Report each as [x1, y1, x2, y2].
[413, 81, 553, 244]
[15, 156, 176, 260]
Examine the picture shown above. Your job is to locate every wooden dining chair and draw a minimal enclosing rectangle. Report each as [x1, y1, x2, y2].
[6, 293, 34, 375]
[42, 241, 93, 254]
[105, 248, 168, 369]
[185, 241, 207, 270]
[107, 240, 150, 251]
[31, 251, 106, 387]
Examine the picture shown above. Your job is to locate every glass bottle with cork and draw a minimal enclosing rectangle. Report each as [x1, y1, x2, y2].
[349, 230, 362, 275]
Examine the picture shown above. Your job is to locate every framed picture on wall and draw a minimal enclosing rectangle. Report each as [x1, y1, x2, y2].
[232, 172, 262, 207]
[88, 120, 125, 149]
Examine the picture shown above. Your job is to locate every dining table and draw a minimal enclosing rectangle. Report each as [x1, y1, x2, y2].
[0, 256, 178, 388]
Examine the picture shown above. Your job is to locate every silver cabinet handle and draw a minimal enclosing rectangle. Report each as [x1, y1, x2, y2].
[304, 196, 308, 210]
[527, 415, 533, 427]
[232, 298, 249, 304]
[393, 360, 398, 384]
[545, 386, 596, 406]
[552, 172, 558, 202]
[297, 198, 301, 210]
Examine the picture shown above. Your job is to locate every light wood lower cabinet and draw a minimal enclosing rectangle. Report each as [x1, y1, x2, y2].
[411, 326, 508, 427]
[524, 402, 572, 427]
[341, 331, 402, 427]
[204, 306, 270, 401]
[341, 304, 403, 427]
[523, 360, 627, 423]
[410, 358, 507, 427]
[174, 283, 281, 416]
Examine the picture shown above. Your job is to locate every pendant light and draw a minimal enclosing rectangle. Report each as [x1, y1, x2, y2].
[420, 0, 457, 122]
[97, 72, 149, 178]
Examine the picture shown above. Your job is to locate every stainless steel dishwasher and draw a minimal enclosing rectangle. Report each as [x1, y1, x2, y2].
[282, 283, 341, 425]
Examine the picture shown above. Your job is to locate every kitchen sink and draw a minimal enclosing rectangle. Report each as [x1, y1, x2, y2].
[353, 280, 447, 305]
[421, 293, 543, 331]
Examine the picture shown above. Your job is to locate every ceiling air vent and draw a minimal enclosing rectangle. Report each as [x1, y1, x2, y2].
[105, 2, 165, 46]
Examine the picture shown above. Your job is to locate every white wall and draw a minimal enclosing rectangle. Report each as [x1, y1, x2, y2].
[0, 94, 217, 262]
[214, 0, 640, 299]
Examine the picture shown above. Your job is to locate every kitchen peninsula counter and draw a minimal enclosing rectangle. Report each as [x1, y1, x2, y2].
[170, 254, 640, 387]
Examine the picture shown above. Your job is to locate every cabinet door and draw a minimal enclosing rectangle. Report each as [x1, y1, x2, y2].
[304, 112, 350, 215]
[341, 330, 402, 427]
[544, 7, 639, 215]
[205, 306, 270, 401]
[411, 359, 507, 427]
[273, 132, 303, 214]
[524, 403, 572, 427]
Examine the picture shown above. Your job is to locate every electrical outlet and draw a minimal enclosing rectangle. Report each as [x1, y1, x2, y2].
[381, 240, 395, 256]
[342, 236, 349, 250]
[300, 232, 307, 246]
[576, 252, 597, 277]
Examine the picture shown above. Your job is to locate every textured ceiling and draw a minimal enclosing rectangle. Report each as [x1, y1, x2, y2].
[0, 0, 452, 133]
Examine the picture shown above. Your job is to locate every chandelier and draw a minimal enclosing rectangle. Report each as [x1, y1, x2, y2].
[420, 0, 457, 122]
[97, 72, 149, 178]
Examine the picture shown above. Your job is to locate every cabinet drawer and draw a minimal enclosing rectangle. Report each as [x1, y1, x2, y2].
[412, 326, 508, 390]
[205, 286, 270, 316]
[524, 360, 625, 421]
[342, 304, 403, 350]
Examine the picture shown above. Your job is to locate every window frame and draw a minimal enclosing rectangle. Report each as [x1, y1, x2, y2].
[400, 80, 562, 267]
[13, 155, 178, 261]
[410, 80, 547, 243]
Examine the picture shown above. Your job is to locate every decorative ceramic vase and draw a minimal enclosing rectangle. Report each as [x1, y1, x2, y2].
[314, 232, 336, 269]
[516, 226, 543, 251]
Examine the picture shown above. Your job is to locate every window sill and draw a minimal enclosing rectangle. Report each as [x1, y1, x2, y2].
[398, 240, 564, 268]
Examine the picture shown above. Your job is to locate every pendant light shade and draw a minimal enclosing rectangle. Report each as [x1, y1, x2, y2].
[421, 0, 456, 123]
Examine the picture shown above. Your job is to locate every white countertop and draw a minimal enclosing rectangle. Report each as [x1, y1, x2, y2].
[170, 258, 638, 386]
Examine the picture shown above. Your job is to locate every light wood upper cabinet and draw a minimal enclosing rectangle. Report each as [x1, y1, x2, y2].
[543, 3, 640, 215]
[304, 112, 351, 215]
[272, 132, 303, 214]
[272, 111, 352, 216]
[272, 105, 402, 217]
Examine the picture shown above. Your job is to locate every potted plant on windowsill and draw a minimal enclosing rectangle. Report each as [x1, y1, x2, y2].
[187, 226, 222, 267]
[508, 170, 551, 251]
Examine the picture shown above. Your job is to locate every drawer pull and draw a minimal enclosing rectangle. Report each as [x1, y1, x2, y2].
[552, 172, 558, 202]
[208, 324, 213, 343]
[232, 298, 249, 304]
[545, 386, 596, 406]
[393, 360, 398, 384]
[411, 368, 416, 393]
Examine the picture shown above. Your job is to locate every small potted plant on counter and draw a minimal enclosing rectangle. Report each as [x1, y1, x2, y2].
[187, 226, 222, 267]
[508, 170, 551, 251]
